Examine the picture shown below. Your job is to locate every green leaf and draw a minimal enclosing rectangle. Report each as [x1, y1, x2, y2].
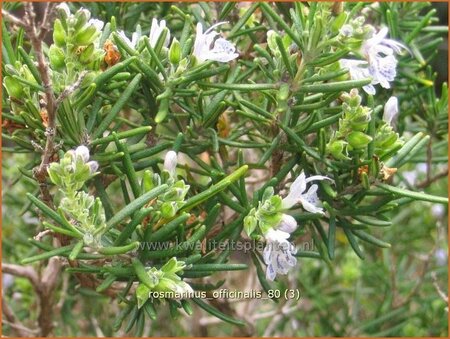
[96, 274, 117, 293]
[106, 184, 168, 231]
[92, 73, 142, 139]
[132, 258, 159, 289]
[136, 283, 151, 309]
[146, 213, 190, 243]
[298, 78, 372, 93]
[352, 229, 391, 248]
[182, 166, 248, 211]
[191, 298, 246, 326]
[98, 241, 140, 255]
[187, 264, 248, 271]
[376, 183, 448, 204]
[69, 240, 85, 260]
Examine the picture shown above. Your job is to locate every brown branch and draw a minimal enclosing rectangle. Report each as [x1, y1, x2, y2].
[3, 258, 61, 336]
[2, 299, 38, 337]
[1, 9, 26, 27]
[431, 271, 448, 304]
[37, 256, 61, 336]
[417, 167, 448, 189]
[3, 4, 58, 205]
[2, 263, 39, 287]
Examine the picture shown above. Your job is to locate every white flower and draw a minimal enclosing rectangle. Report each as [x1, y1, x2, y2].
[263, 228, 297, 281]
[193, 22, 239, 63]
[149, 18, 170, 48]
[75, 145, 90, 163]
[282, 171, 333, 214]
[277, 214, 298, 234]
[88, 18, 104, 31]
[164, 151, 178, 177]
[341, 27, 407, 94]
[339, 59, 375, 95]
[383, 96, 399, 125]
[363, 27, 406, 57]
[87, 161, 99, 174]
[118, 30, 140, 49]
[73, 146, 98, 174]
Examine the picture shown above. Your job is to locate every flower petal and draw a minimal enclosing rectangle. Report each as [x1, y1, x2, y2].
[282, 171, 307, 209]
[300, 184, 325, 214]
[277, 214, 298, 234]
[383, 96, 399, 125]
[164, 151, 178, 177]
[266, 263, 277, 281]
[75, 145, 90, 163]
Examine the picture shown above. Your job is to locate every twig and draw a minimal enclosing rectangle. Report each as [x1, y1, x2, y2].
[2, 263, 39, 287]
[34, 229, 52, 241]
[417, 167, 448, 188]
[3, 258, 61, 336]
[1, 9, 26, 27]
[2, 299, 39, 337]
[3, 5, 58, 205]
[431, 271, 448, 305]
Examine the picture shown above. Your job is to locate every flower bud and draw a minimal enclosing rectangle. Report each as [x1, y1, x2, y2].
[277, 214, 298, 234]
[164, 151, 178, 177]
[47, 162, 63, 187]
[75, 145, 90, 163]
[244, 215, 257, 236]
[327, 140, 349, 160]
[80, 71, 96, 88]
[21, 65, 36, 83]
[88, 18, 104, 31]
[169, 38, 181, 64]
[74, 25, 97, 45]
[87, 161, 99, 174]
[266, 30, 279, 55]
[49, 45, 66, 70]
[161, 201, 177, 219]
[3, 76, 24, 98]
[53, 19, 66, 47]
[56, 3, 71, 20]
[383, 96, 398, 126]
[347, 131, 373, 149]
[74, 8, 90, 30]
[79, 43, 95, 64]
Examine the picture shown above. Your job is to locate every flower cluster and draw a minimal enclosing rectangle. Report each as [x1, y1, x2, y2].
[47, 146, 105, 247]
[136, 257, 193, 309]
[47, 145, 98, 192]
[374, 96, 404, 158]
[327, 89, 403, 161]
[50, 4, 105, 89]
[193, 22, 239, 63]
[245, 172, 332, 280]
[142, 151, 190, 219]
[341, 25, 408, 94]
[116, 18, 238, 64]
